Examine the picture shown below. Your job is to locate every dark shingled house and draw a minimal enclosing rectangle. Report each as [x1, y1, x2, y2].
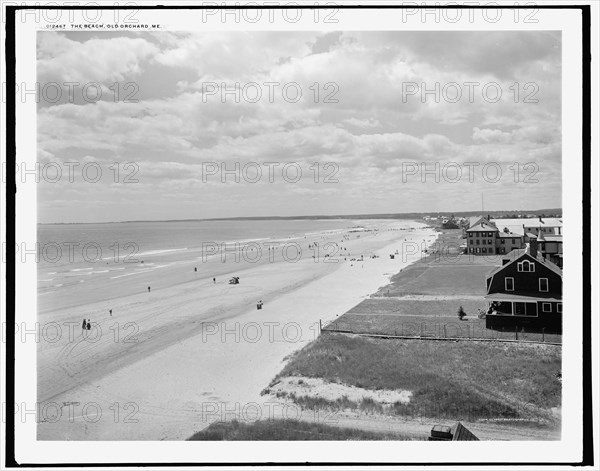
[484, 239, 562, 333]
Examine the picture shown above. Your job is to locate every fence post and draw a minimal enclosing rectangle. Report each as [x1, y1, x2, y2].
[542, 327, 545, 342]
[515, 326, 518, 341]
[443, 324, 447, 338]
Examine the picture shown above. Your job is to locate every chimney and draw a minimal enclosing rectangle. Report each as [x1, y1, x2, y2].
[529, 238, 538, 258]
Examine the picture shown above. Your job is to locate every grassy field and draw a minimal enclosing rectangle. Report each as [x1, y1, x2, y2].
[375, 229, 498, 296]
[326, 314, 562, 344]
[270, 333, 561, 424]
[329, 228, 561, 344]
[188, 419, 423, 440]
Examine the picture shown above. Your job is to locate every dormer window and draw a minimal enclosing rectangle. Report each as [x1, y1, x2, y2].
[517, 260, 535, 272]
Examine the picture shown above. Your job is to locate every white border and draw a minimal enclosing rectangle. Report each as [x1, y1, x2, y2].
[2, 0, 596, 467]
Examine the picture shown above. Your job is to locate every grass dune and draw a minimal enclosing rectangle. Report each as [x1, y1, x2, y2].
[269, 333, 561, 424]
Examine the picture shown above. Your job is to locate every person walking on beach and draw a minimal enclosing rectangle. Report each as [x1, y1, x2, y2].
[82, 318, 86, 332]
[148, 286, 151, 293]
[213, 277, 216, 284]
[194, 267, 197, 272]
[109, 309, 112, 316]
[86, 319, 91, 331]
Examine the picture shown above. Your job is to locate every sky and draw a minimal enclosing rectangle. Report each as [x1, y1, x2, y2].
[36, 30, 562, 223]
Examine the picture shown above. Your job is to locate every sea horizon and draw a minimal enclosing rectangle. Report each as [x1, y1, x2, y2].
[38, 207, 563, 226]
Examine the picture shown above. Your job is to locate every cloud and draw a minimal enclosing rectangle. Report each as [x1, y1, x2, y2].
[473, 127, 513, 144]
[343, 117, 381, 129]
[36, 31, 562, 222]
[38, 33, 159, 85]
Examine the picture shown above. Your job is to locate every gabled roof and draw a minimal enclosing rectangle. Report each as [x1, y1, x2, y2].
[487, 249, 526, 278]
[469, 216, 484, 227]
[468, 216, 497, 229]
[486, 249, 562, 286]
[536, 255, 563, 276]
[450, 422, 479, 441]
[467, 221, 498, 232]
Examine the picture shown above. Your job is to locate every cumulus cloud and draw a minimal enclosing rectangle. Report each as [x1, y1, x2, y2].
[38, 33, 159, 84]
[37, 30, 562, 222]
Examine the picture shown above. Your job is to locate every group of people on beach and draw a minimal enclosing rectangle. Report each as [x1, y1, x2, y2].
[81, 318, 91, 332]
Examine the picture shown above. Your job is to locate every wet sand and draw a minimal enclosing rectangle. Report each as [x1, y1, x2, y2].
[37, 220, 437, 440]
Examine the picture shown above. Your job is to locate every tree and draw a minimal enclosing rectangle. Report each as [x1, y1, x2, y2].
[457, 306, 466, 320]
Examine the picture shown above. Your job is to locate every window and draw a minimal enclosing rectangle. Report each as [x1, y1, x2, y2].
[482, 247, 487, 253]
[518, 261, 535, 272]
[505, 277, 514, 291]
[542, 303, 552, 312]
[488, 240, 492, 244]
[496, 301, 512, 315]
[539, 278, 549, 292]
[476, 240, 480, 245]
[514, 302, 537, 317]
[512, 238, 516, 244]
[500, 239, 505, 244]
[514, 302, 525, 315]
[469, 233, 473, 238]
[557, 303, 562, 313]
[476, 248, 480, 253]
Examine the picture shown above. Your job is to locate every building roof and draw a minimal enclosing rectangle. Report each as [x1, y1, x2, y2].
[469, 216, 483, 227]
[450, 422, 479, 441]
[468, 216, 497, 229]
[467, 221, 498, 232]
[523, 218, 563, 227]
[539, 234, 563, 242]
[497, 231, 522, 238]
[486, 248, 562, 281]
[491, 218, 562, 236]
[486, 249, 526, 278]
[536, 255, 563, 276]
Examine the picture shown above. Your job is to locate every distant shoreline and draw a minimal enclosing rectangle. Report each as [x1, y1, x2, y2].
[38, 208, 562, 225]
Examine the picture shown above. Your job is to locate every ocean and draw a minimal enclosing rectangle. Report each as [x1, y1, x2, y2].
[37, 218, 412, 313]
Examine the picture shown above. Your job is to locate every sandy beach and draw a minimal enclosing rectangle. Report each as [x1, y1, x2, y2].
[37, 220, 437, 440]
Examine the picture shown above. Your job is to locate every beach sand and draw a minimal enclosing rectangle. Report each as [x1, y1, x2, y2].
[36, 220, 437, 440]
